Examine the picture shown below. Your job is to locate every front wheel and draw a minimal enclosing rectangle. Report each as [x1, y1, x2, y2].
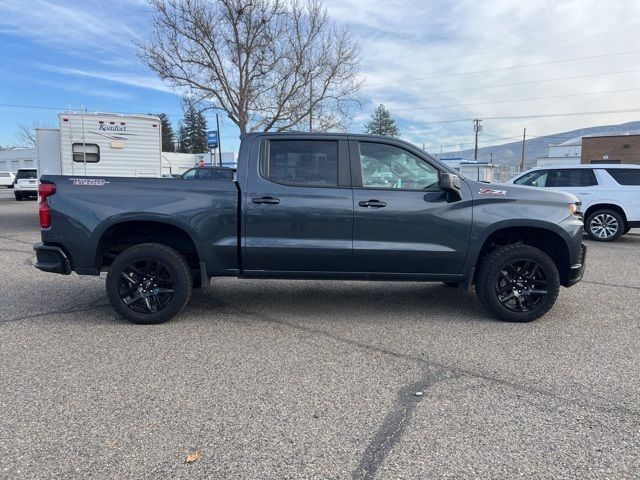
[586, 209, 624, 242]
[106, 243, 192, 324]
[475, 244, 560, 322]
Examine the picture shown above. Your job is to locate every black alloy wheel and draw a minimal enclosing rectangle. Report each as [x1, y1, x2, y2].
[476, 244, 560, 322]
[118, 259, 175, 314]
[106, 243, 192, 324]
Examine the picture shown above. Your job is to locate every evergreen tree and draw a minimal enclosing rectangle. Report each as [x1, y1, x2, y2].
[364, 104, 400, 137]
[157, 113, 175, 152]
[178, 103, 208, 153]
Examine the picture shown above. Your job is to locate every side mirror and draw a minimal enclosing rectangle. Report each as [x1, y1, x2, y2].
[439, 173, 462, 201]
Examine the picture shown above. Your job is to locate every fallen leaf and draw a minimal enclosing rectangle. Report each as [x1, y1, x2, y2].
[185, 450, 201, 463]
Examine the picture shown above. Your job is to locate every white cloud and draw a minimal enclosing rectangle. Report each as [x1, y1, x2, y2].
[37, 64, 176, 94]
[325, 0, 640, 150]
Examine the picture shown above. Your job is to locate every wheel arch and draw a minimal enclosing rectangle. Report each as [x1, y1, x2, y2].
[583, 203, 628, 226]
[472, 223, 572, 286]
[94, 218, 202, 273]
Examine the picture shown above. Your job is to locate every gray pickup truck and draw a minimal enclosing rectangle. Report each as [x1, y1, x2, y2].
[34, 133, 586, 324]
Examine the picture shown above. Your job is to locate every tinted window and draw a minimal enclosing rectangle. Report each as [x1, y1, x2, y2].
[16, 170, 37, 180]
[182, 169, 197, 179]
[72, 143, 100, 163]
[544, 169, 597, 187]
[263, 140, 338, 187]
[197, 168, 234, 180]
[606, 168, 640, 185]
[514, 170, 548, 187]
[359, 142, 439, 190]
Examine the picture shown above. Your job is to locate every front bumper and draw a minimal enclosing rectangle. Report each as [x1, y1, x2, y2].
[567, 243, 587, 287]
[33, 243, 71, 275]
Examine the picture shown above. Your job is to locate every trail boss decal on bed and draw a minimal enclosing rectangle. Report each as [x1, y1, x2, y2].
[69, 178, 110, 186]
[478, 188, 507, 196]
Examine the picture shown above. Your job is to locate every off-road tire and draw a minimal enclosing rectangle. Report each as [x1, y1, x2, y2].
[475, 244, 560, 322]
[106, 243, 192, 324]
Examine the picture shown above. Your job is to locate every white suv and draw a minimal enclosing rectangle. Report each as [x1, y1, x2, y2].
[13, 168, 38, 201]
[0, 171, 15, 188]
[508, 164, 640, 241]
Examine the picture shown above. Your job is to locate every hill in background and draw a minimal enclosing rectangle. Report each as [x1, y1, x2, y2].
[443, 121, 640, 167]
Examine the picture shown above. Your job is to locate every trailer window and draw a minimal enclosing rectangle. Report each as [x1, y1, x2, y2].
[72, 143, 100, 163]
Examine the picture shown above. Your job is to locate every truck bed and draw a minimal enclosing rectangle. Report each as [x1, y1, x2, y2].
[40, 175, 240, 276]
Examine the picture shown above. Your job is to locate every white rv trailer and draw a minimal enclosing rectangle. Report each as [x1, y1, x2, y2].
[37, 112, 162, 177]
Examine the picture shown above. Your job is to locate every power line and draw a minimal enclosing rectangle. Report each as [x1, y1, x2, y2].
[405, 108, 640, 126]
[364, 49, 640, 88]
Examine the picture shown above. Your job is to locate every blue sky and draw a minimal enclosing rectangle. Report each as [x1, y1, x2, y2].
[2, 0, 640, 156]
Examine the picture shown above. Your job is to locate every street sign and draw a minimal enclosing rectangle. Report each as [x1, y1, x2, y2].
[207, 130, 219, 148]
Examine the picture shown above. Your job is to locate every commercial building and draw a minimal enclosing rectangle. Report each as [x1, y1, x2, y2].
[581, 133, 640, 165]
[537, 138, 581, 167]
[0, 148, 35, 172]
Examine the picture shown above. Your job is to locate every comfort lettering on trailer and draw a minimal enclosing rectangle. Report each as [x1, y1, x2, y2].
[69, 178, 110, 186]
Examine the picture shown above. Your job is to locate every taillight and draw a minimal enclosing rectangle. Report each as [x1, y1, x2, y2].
[38, 182, 56, 229]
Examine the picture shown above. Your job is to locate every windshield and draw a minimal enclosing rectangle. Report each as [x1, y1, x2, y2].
[16, 170, 37, 180]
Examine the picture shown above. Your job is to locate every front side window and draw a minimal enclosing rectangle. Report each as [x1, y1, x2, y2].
[545, 169, 597, 187]
[606, 168, 640, 186]
[514, 170, 548, 187]
[262, 140, 338, 187]
[72, 143, 100, 163]
[359, 142, 439, 190]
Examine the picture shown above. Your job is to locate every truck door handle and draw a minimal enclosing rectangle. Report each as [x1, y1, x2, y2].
[358, 199, 387, 208]
[252, 196, 280, 205]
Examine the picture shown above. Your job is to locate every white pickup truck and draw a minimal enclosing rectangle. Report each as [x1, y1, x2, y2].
[508, 164, 640, 241]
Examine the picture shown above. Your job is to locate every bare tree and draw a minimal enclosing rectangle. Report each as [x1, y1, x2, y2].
[15, 121, 53, 148]
[138, 0, 362, 133]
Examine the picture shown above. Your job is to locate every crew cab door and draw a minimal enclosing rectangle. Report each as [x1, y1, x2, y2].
[350, 139, 472, 275]
[243, 136, 353, 272]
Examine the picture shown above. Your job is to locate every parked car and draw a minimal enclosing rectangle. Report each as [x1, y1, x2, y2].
[508, 164, 640, 241]
[0, 171, 15, 188]
[33, 133, 585, 325]
[181, 166, 235, 180]
[13, 168, 38, 200]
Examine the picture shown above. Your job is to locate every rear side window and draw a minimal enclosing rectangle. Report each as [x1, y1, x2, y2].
[0, 173, 10, 177]
[606, 169, 640, 185]
[262, 140, 338, 187]
[72, 143, 100, 163]
[545, 169, 597, 187]
[16, 170, 37, 180]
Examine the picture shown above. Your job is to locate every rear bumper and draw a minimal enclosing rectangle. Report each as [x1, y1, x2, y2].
[33, 243, 71, 275]
[567, 243, 587, 287]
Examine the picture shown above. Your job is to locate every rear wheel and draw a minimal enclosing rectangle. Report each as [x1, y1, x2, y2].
[586, 209, 624, 242]
[476, 244, 560, 322]
[106, 243, 192, 324]
[14, 193, 21, 201]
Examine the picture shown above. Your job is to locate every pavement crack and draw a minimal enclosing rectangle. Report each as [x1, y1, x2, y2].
[352, 369, 462, 480]
[227, 305, 640, 419]
[582, 280, 640, 291]
[0, 298, 110, 325]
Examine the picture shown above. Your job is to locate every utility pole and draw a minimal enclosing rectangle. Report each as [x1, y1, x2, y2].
[473, 118, 482, 160]
[216, 113, 222, 167]
[520, 127, 527, 171]
[309, 82, 313, 132]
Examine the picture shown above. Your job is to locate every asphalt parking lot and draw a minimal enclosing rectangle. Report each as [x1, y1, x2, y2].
[1, 190, 639, 479]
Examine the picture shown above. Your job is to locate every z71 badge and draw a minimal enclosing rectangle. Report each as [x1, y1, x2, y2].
[478, 188, 507, 196]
